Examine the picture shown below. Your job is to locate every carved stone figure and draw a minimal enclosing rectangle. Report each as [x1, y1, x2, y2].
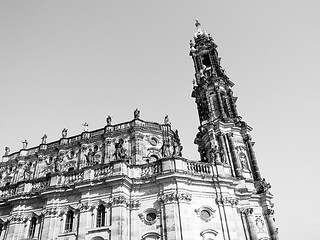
[85, 149, 95, 165]
[41, 134, 47, 144]
[161, 143, 171, 158]
[22, 140, 28, 149]
[172, 130, 183, 157]
[4, 147, 10, 156]
[164, 115, 170, 125]
[134, 109, 140, 119]
[239, 153, 248, 169]
[83, 122, 89, 132]
[106, 115, 112, 126]
[62, 128, 68, 138]
[114, 139, 126, 160]
[257, 178, 271, 194]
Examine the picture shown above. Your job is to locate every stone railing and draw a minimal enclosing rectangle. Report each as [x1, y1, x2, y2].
[140, 162, 161, 178]
[64, 171, 84, 185]
[0, 158, 214, 201]
[186, 161, 213, 175]
[94, 165, 114, 178]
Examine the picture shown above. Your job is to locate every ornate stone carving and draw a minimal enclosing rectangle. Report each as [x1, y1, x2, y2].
[114, 139, 127, 160]
[257, 178, 271, 194]
[106, 115, 112, 126]
[158, 192, 192, 204]
[112, 196, 129, 207]
[134, 108, 140, 119]
[172, 130, 183, 157]
[41, 134, 47, 144]
[4, 147, 10, 156]
[216, 196, 238, 206]
[241, 207, 254, 216]
[128, 200, 140, 209]
[255, 215, 267, 233]
[62, 128, 68, 138]
[263, 208, 275, 216]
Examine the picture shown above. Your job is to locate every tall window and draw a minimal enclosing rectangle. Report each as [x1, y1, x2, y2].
[65, 210, 74, 232]
[28, 217, 37, 238]
[96, 205, 105, 227]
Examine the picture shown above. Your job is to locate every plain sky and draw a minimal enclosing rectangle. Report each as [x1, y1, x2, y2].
[0, 1, 319, 239]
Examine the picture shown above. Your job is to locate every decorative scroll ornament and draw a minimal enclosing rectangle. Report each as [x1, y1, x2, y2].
[112, 196, 129, 207]
[255, 215, 267, 233]
[157, 192, 192, 204]
[216, 196, 238, 207]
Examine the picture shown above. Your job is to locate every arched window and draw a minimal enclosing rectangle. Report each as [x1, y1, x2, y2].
[28, 217, 37, 238]
[65, 210, 74, 232]
[96, 205, 105, 228]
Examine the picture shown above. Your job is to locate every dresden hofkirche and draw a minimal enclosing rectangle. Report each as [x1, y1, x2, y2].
[0, 21, 278, 240]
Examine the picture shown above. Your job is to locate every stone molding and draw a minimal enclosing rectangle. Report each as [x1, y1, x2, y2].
[215, 196, 238, 206]
[157, 192, 192, 204]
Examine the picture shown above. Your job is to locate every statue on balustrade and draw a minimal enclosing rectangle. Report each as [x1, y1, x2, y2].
[62, 128, 68, 138]
[41, 134, 47, 144]
[172, 130, 183, 157]
[106, 115, 112, 126]
[114, 139, 127, 160]
[4, 147, 10, 156]
[134, 109, 140, 119]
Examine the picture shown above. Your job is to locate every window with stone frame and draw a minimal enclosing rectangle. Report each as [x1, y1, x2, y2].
[28, 217, 37, 238]
[96, 204, 106, 228]
[65, 210, 74, 232]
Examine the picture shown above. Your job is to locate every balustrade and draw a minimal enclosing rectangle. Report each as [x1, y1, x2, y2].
[186, 162, 213, 175]
[64, 171, 84, 185]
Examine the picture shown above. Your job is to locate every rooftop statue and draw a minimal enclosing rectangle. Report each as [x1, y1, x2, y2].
[106, 115, 112, 126]
[134, 108, 140, 119]
[62, 128, 68, 138]
[83, 122, 89, 132]
[22, 140, 28, 149]
[41, 134, 47, 144]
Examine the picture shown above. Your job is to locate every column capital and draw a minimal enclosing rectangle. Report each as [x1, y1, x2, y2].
[241, 207, 254, 216]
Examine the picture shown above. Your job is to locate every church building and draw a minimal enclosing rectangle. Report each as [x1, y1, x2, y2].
[0, 21, 278, 240]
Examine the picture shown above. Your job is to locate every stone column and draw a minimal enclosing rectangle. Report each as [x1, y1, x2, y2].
[158, 193, 182, 240]
[217, 133, 229, 165]
[242, 208, 258, 240]
[177, 193, 192, 240]
[110, 196, 129, 240]
[244, 135, 261, 180]
[76, 203, 90, 240]
[263, 208, 278, 240]
[226, 133, 243, 178]
[215, 87, 227, 119]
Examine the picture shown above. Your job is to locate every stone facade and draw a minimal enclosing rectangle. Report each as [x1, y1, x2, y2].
[0, 21, 278, 240]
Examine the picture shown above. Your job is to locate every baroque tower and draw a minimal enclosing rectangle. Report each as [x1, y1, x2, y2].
[190, 20, 278, 240]
[0, 20, 278, 240]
